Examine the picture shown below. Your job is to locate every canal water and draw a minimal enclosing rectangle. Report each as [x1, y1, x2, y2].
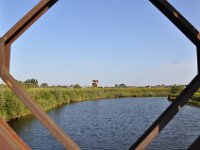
[9, 98, 200, 150]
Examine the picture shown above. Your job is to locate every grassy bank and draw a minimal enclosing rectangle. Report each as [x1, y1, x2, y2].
[168, 91, 200, 107]
[0, 87, 170, 121]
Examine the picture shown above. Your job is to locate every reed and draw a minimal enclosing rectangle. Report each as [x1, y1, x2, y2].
[0, 87, 170, 120]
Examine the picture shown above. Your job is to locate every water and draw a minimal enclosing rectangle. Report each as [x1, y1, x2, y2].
[8, 97, 200, 150]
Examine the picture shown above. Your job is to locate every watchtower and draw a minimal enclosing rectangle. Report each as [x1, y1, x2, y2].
[92, 80, 99, 87]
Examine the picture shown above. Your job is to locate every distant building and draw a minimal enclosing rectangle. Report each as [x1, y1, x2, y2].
[92, 80, 99, 87]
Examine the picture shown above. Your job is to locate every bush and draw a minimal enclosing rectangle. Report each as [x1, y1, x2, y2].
[170, 85, 184, 95]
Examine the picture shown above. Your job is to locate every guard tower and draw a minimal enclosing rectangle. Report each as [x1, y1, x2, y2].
[92, 80, 99, 87]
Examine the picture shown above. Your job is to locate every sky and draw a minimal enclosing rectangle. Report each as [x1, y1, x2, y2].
[0, 0, 200, 87]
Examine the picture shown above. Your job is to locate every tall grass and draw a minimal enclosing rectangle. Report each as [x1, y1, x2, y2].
[0, 87, 170, 120]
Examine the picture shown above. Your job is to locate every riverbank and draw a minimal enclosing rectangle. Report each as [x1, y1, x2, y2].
[168, 92, 200, 107]
[0, 87, 170, 121]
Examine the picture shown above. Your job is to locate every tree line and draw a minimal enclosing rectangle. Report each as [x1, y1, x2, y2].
[15, 78, 82, 89]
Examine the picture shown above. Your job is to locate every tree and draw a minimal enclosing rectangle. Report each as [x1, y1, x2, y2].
[15, 80, 23, 85]
[24, 78, 38, 88]
[73, 84, 81, 88]
[170, 85, 184, 94]
[118, 84, 127, 88]
[40, 83, 48, 88]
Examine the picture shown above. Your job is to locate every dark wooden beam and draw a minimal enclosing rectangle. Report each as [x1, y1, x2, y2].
[188, 135, 200, 150]
[4, 0, 58, 46]
[197, 46, 200, 73]
[129, 74, 200, 149]
[129, 0, 200, 149]
[149, 0, 200, 46]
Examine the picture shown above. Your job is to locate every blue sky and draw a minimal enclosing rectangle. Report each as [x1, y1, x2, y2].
[0, 0, 199, 86]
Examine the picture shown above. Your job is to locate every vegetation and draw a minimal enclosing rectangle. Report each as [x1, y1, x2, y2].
[5, 78, 200, 120]
[40, 83, 48, 88]
[115, 84, 127, 88]
[170, 85, 185, 95]
[24, 78, 38, 88]
[0, 87, 170, 121]
[73, 84, 82, 88]
[168, 85, 200, 107]
[2, 78, 200, 121]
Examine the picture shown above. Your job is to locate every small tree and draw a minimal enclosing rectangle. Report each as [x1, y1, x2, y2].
[170, 85, 184, 95]
[118, 84, 127, 88]
[73, 84, 81, 88]
[40, 83, 48, 88]
[24, 78, 38, 88]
